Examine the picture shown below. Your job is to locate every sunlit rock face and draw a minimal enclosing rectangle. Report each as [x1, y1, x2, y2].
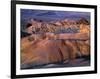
[21, 39, 68, 68]
[21, 35, 90, 69]
[21, 39, 77, 68]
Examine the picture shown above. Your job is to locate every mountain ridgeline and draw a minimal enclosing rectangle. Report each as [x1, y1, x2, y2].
[21, 18, 90, 38]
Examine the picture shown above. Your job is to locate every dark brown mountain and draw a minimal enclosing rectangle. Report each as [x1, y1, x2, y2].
[77, 18, 90, 25]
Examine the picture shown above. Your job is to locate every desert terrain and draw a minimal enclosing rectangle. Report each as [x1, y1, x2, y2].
[21, 18, 90, 69]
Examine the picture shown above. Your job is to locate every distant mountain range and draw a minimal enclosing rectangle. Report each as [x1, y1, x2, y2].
[21, 9, 90, 22]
